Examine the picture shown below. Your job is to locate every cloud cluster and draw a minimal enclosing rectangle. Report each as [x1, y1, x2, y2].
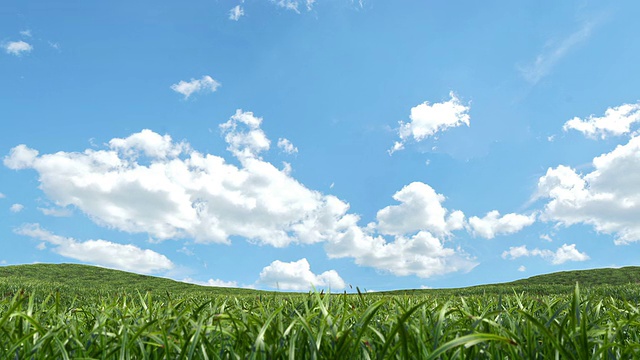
[469, 211, 536, 239]
[390, 92, 470, 154]
[3, 41, 33, 56]
[536, 134, 640, 244]
[4, 111, 349, 248]
[3, 109, 512, 281]
[563, 103, 640, 139]
[15, 224, 174, 274]
[502, 244, 589, 265]
[171, 75, 221, 99]
[258, 258, 345, 290]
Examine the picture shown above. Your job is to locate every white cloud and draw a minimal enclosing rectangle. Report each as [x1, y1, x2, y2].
[38, 207, 72, 217]
[229, 5, 244, 20]
[4, 41, 33, 56]
[0, 192, 5, 198]
[4, 144, 38, 169]
[391, 92, 470, 154]
[469, 210, 536, 239]
[20, 30, 32, 37]
[15, 224, 174, 274]
[563, 103, 640, 139]
[182, 277, 238, 288]
[4, 110, 350, 248]
[540, 234, 553, 242]
[376, 182, 465, 237]
[258, 258, 345, 290]
[170, 75, 221, 99]
[272, 0, 315, 12]
[518, 265, 526, 272]
[4, 110, 480, 279]
[10, 203, 24, 213]
[325, 224, 477, 278]
[109, 129, 189, 159]
[502, 243, 589, 265]
[519, 21, 594, 84]
[220, 109, 271, 160]
[277, 138, 298, 154]
[536, 135, 640, 244]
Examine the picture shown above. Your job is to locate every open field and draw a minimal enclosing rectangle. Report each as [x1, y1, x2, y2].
[2, 264, 640, 358]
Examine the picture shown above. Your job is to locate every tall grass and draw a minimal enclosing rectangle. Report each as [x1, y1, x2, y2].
[1, 281, 640, 358]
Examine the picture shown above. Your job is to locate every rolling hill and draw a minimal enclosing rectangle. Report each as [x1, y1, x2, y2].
[1, 263, 639, 295]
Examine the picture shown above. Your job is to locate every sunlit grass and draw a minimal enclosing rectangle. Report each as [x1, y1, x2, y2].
[1, 278, 640, 358]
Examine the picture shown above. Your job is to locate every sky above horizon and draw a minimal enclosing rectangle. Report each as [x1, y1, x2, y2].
[2, 0, 640, 291]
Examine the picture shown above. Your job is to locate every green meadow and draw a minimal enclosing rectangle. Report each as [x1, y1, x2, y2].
[2, 263, 640, 359]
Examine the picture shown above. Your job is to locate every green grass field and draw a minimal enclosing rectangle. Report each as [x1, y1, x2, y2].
[2, 263, 640, 358]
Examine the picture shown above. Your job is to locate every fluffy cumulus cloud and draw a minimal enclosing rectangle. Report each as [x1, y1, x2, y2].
[10, 203, 24, 213]
[229, 5, 244, 20]
[15, 224, 174, 274]
[375, 182, 465, 237]
[170, 75, 221, 99]
[3, 109, 487, 279]
[258, 258, 345, 290]
[3, 40, 33, 56]
[536, 135, 640, 244]
[563, 103, 640, 139]
[502, 244, 589, 265]
[469, 210, 536, 239]
[390, 92, 470, 154]
[325, 225, 477, 278]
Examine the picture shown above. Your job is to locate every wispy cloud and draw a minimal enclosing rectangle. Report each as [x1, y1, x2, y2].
[170, 75, 221, 99]
[15, 224, 174, 274]
[519, 21, 596, 84]
[10, 203, 24, 213]
[229, 5, 244, 21]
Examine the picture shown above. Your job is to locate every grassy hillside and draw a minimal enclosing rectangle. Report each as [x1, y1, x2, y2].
[1, 263, 639, 296]
[506, 266, 640, 286]
[0, 263, 261, 295]
[381, 266, 640, 296]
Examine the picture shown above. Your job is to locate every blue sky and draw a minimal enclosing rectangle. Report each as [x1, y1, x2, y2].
[2, 0, 640, 291]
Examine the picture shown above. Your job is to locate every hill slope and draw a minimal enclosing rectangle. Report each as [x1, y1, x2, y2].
[1, 263, 639, 295]
[506, 266, 640, 286]
[0, 263, 260, 295]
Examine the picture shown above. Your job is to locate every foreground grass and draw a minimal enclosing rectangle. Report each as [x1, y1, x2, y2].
[2, 281, 640, 359]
